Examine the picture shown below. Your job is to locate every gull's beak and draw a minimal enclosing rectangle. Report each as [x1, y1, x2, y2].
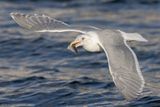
[67, 40, 81, 53]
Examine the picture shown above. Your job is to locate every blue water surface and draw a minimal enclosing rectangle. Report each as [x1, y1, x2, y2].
[0, 0, 159, 107]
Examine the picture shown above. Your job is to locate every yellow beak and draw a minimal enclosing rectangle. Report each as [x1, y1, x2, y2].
[67, 40, 81, 53]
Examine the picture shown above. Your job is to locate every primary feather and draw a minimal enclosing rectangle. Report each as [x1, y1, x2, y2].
[10, 12, 98, 33]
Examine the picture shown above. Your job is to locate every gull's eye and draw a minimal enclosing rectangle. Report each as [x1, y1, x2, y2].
[82, 37, 85, 40]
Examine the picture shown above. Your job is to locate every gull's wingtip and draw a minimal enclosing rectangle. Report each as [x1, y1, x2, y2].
[10, 12, 14, 16]
[10, 12, 17, 17]
[10, 12, 15, 19]
[10, 12, 21, 20]
[10, 12, 34, 30]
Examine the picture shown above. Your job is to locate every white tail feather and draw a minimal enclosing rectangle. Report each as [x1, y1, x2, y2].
[118, 30, 148, 42]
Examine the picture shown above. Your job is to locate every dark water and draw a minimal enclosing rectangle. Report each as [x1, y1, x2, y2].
[0, 1, 160, 107]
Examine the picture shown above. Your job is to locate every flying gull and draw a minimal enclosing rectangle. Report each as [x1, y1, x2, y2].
[10, 12, 148, 100]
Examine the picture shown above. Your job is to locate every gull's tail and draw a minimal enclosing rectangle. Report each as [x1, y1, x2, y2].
[118, 30, 148, 42]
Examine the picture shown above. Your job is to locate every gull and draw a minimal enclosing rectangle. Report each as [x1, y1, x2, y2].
[10, 12, 148, 100]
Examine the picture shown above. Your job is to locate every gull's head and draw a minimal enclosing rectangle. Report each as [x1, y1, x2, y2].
[68, 32, 102, 53]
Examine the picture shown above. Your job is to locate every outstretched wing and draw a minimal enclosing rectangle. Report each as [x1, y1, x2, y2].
[10, 12, 98, 34]
[97, 30, 145, 100]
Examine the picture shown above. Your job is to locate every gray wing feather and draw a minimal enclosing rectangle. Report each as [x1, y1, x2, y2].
[97, 30, 145, 100]
[10, 13, 68, 30]
[10, 12, 98, 33]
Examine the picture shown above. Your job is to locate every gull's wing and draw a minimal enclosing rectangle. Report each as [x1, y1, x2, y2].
[97, 30, 145, 100]
[10, 12, 98, 34]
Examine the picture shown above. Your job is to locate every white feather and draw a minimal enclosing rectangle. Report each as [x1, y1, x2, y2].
[118, 30, 148, 42]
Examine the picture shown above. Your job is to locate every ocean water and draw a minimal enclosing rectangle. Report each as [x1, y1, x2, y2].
[0, 0, 160, 107]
